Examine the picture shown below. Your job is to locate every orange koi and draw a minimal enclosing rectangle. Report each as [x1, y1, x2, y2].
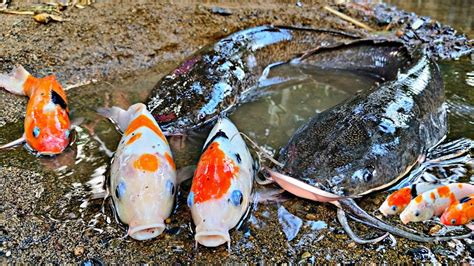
[440, 194, 474, 226]
[188, 118, 255, 248]
[379, 182, 443, 216]
[0, 66, 71, 155]
[98, 103, 177, 241]
[400, 183, 474, 224]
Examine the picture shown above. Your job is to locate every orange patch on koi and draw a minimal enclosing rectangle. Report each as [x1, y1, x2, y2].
[134, 153, 159, 172]
[125, 115, 167, 144]
[414, 195, 423, 203]
[458, 184, 463, 189]
[191, 142, 239, 203]
[387, 187, 411, 208]
[437, 186, 451, 198]
[430, 192, 436, 201]
[165, 152, 175, 170]
[126, 133, 142, 145]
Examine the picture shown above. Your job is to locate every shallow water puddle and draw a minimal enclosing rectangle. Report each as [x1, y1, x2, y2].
[1, 57, 473, 262]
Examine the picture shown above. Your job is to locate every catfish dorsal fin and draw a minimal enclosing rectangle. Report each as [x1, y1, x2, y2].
[97, 104, 145, 133]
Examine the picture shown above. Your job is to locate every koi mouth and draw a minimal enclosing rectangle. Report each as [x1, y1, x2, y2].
[195, 229, 231, 247]
[128, 223, 166, 241]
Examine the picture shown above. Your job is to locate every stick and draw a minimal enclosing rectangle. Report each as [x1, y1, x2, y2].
[323, 5, 374, 32]
[0, 9, 35, 15]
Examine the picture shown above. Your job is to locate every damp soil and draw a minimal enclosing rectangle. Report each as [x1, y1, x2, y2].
[1, 0, 473, 264]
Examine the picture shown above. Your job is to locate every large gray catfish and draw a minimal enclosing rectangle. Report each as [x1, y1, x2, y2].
[266, 40, 472, 242]
[146, 26, 359, 133]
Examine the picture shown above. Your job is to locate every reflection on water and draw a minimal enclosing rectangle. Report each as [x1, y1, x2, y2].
[384, 0, 473, 35]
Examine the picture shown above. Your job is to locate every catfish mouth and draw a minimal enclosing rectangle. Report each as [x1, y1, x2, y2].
[195, 230, 231, 247]
[128, 223, 166, 241]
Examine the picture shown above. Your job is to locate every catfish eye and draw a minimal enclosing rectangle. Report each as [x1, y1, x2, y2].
[363, 171, 373, 182]
[230, 190, 243, 206]
[451, 218, 456, 225]
[33, 126, 40, 138]
[391, 205, 397, 211]
[415, 210, 420, 217]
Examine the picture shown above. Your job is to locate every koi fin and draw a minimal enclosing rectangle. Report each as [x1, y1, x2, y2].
[336, 208, 390, 244]
[0, 65, 31, 96]
[263, 166, 346, 202]
[97, 106, 134, 133]
[0, 134, 25, 150]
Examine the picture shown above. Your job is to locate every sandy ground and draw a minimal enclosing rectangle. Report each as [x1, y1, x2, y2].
[0, 1, 473, 264]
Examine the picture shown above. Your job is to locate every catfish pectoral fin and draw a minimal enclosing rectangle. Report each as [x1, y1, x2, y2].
[338, 199, 474, 242]
[336, 208, 389, 244]
[264, 167, 346, 202]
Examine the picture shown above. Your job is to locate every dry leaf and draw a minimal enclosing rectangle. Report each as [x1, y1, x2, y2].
[33, 13, 65, 24]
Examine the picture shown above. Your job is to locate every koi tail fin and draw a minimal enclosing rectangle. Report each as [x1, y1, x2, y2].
[0, 65, 31, 96]
[97, 104, 144, 133]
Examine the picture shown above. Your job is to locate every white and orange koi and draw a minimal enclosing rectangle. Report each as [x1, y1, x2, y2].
[440, 194, 474, 226]
[379, 182, 443, 216]
[99, 103, 177, 240]
[187, 118, 255, 248]
[0, 65, 71, 155]
[400, 183, 474, 224]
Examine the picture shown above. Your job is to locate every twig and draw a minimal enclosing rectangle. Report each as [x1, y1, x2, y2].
[0, 9, 34, 15]
[323, 5, 374, 32]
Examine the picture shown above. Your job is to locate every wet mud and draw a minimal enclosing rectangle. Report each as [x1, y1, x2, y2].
[1, 0, 473, 264]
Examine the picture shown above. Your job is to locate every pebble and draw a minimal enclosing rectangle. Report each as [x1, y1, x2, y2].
[301, 251, 312, 259]
[305, 213, 317, 220]
[165, 218, 171, 224]
[428, 224, 442, 235]
[348, 242, 357, 248]
[74, 246, 85, 256]
[6, 250, 11, 257]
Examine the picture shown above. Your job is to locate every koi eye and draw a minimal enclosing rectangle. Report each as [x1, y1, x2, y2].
[230, 190, 243, 206]
[187, 192, 194, 207]
[451, 219, 456, 225]
[391, 205, 397, 212]
[415, 210, 420, 217]
[33, 126, 40, 138]
[166, 180, 175, 196]
[115, 181, 126, 199]
[65, 130, 70, 139]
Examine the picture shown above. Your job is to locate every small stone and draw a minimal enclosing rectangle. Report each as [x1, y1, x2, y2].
[210, 7, 232, 16]
[396, 30, 404, 37]
[305, 213, 317, 220]
[165, 218, 171, 224]
[301, 251, 311, 259]
[74, 246, 85, 256]
[6, 250, 11, 257]
[429, 224, 442, 235]
[348, 242, 357, 248]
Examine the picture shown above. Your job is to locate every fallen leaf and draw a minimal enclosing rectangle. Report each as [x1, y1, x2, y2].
[33, 13, 66, 24]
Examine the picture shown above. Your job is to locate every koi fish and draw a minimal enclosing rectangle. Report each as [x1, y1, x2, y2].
[0, 65, 71, 155]
[440, 194, 474, 226]
[400, 183, 474, 224]
[379, 182, 443, 216]
[98, 103, 177, 240]
[187, 118, 255, 248]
